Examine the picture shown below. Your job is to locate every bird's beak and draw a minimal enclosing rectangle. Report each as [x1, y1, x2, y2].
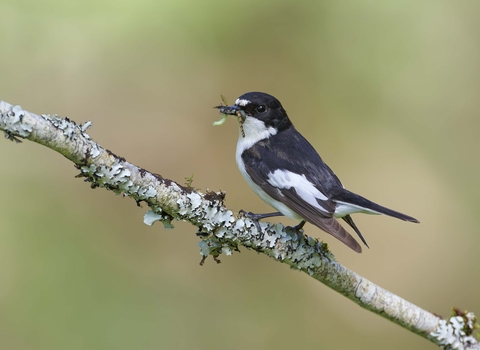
[214, 105, 246, 123]
[215, 104, 238, 115]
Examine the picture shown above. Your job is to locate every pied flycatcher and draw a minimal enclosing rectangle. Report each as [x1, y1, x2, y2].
[215, 92, 419, 253]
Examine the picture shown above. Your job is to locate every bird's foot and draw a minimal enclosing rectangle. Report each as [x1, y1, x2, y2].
[239, 210, 283, 233]
[285, 220, 306, 243]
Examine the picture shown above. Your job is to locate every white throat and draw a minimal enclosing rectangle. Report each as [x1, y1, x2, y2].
[236, 116, 277, 155]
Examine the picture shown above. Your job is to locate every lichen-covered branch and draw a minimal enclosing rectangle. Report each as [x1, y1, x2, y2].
[0, 100, 478, 349]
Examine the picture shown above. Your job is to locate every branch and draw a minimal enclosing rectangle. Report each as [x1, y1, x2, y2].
[1, 100, 478, 349]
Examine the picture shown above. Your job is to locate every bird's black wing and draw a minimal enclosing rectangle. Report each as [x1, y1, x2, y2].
[241, 129, 362, 253]
[258, 127, 345, 192]
[271, 127, 418, 223]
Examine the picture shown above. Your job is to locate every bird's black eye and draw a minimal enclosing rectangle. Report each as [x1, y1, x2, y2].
[256, 105, 267, 113]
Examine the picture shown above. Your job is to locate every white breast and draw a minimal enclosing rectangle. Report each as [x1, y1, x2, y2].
[235, 116, 303, 221]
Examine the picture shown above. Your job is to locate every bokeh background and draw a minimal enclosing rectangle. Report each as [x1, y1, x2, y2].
[1, 0, 479, 349]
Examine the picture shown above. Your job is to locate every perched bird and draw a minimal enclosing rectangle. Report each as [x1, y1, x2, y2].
[215, 92, 419, 253]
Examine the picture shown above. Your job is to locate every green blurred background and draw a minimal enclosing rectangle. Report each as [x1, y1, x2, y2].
[1, 0, 479, 349]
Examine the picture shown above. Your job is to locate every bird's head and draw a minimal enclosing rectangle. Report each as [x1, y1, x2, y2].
[215, 92, 292, 138]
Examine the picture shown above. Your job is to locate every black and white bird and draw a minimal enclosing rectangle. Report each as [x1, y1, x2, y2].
[215, 92, 419, 253]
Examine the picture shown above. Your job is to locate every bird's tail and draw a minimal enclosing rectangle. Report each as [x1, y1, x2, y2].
[342, 215, 369, 248]
[331, 189, 420, 223]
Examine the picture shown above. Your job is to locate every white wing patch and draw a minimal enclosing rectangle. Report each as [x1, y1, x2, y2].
[235, 156, 303, 221]
[334, 201, 381, 218]
[267, 169, 329, 213]
[235, 98, 250, 106]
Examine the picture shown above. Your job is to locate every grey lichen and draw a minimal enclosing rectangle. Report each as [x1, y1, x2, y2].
[0, 104, 32, 141]
[83, 164, 132, 190]
[192, 211, 333, 274]
[89, 143, 101, 158]
[430, 311, 478, 349]
[81, 121, 92, 132]
[174, 189, 235, 232]
[45, 114, 77, 139]
[144, 209, 174, 229]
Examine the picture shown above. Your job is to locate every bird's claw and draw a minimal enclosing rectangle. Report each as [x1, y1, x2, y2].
[239, 210, 263, 233]
[285, 221, 306, 243]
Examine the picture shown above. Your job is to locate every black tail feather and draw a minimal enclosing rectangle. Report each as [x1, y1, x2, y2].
[342, 215, 370, 248]
[332, 189, 420, 223]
